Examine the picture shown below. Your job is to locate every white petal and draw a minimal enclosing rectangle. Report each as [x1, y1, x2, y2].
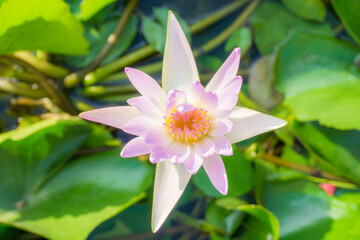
[203, 154, 228, 195]
[122, 116, 160, 136]
[127, 96, 164, 120]
[162, 12, 199, 92]
[225, 107, 287, 143]
[152, 161, 191, 232]
[125, 67, 167, 105]
[120, 137, 152, 157]
[79, 106, 141, 129]
[206, 48, 241, 93]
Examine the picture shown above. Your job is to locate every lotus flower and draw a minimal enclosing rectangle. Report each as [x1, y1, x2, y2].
[80, 12, 286, 232]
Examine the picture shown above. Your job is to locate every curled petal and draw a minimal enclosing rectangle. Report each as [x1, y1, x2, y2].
[168, 141, 190, 164]
[152, 161, 191, 232]
[166, 89, 186, 115]
[149, 146, 168, 164]
[183, 151, 203, 174]
[176, 102, 196, 114]
[203, 154, 228, 195]
[122, 116, 160, 136]
[208, 119, 234, 137]
[206, 48, 241, 94]
[79, 106, 141, 129]
[128, 96, 163, 120]
[125, 67, 167, 106]
[120, 137, 151, 157]
[162, 12, 199, 92]
[212, 136, 233, 156]
[195, 136, 215, 157]
[226, 107, 287, 143]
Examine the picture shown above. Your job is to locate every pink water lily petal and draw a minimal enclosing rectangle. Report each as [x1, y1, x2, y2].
[212, 136, 233, 156]
[125, 67, 167, 106]
[217, 76, 242, 110]
[176, 102, 196, 114]
[226, 107, 287, 143]
[120, 136, 152, 157]
[200, 92, 218, 111]
[166, 89, 186, 115]
[79, 106, 141, 129]
[208, 118, 234, 137]
[152, 161, 191, 232]
[168, 141, 190, 164]
[145, 128, 172, 145]
[186, 81, 205, 106]
[162, 12, 199, 92]
[183, 151, 203, 174]
[206, 48, 241, 93]
[203, 154, 228, 195]
[149, 145, 169, 164]
[195, 136, 215, 157]
[127, 96, 163, 120]
[122, 116, 160, 136]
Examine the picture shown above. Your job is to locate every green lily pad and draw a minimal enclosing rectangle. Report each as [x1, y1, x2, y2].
[80, 0, 117, 21]
[291, 121, 360, 184]
[192, 146, 254, 198]
[0, 120, 152, 240]
[0, 0, 89, 55]
[275, 31, 360, 130]
[282, 0, 326, 22]
[224, 27, 252, 55]
[332, 0, 360, 45]
[264, 179, 360, 240]
[251, 1, 332, 55]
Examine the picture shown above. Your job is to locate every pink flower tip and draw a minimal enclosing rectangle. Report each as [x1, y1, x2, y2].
[124, 67, 131, 72]
[233, 47, 241, 56]
[319, 183, 336, 197]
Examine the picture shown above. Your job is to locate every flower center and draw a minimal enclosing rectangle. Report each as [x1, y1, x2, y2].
[165, 107, 211, 143]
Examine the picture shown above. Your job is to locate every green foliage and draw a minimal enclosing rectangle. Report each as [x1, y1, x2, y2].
[275, 31, 360, 130]
[66, 15, 138, 68]
[0, 120, 152, 239]
[224, 27, 252, 55]
[248, 55, 283, 108]
[331, 0, 360, 46]
[142, 7, 191, 52]
[1, 0, 360, 239]
[0, 0, 89, 55]
[192, 146, 254, 198]
[291, 121, 360, 184]
[281, 0, 326, 22]
[80, 0, 117, 21]
[264, 179, 360, 240]
[251, 1, 332, 55]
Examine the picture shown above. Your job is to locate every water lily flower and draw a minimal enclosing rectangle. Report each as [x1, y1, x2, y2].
[80, 12, 286, 232]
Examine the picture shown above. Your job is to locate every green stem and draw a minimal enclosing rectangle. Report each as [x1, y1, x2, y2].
[87, 0, 257, 86]
[5, 55, 78, 114]
[260, 153, 355, 184]
[64, 0, 140, 87]
[172, 211, 226, 236]
[193, 0, 260, 56]
[81, 84, 137, 97]
[189, 0, 250, 33]
[0, 78, 47, 99]
[11, 51, 69, 78]
[81, 0, 251, 86]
